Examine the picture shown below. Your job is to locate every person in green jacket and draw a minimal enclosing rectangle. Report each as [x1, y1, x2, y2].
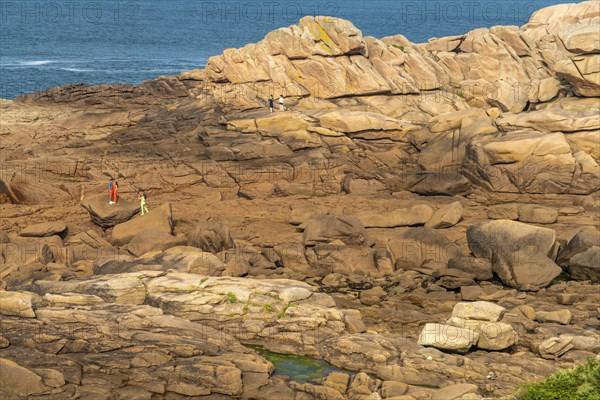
[138, 191, 149, 215]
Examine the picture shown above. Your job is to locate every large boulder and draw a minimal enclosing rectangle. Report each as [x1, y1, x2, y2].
[567, 247, 600, 282]
[1, 176, 71, 205]
[303, 215, 374, 247]
[446, 302, 517, 351]
[19, 221, 67, 238]
[417, 323, 478, 353]
[81, 194, 139, 229]
[0, 291, 36, 318]
[387, 227, 462, 269]
[0, 358, 47, 398]
[467, 220, 562, 290]
[274, 243, 313, 276]
[475, 322, 518, 351]
[447, 318, 517, 351]
[112, 203, 173, 245]
[450, 301, 505, 322]
[188, 218, 235, 253]
[557, 226, 600, 266]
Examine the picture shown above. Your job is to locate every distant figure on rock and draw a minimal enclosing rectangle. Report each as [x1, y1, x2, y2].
[268, 95, 274, 113]
[138, 191, 149, 215]
[109, 179, 118, 204]
[278, 95, 285, 112]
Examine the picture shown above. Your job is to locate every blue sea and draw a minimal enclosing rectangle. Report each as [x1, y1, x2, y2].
[0, 0, 568, 99]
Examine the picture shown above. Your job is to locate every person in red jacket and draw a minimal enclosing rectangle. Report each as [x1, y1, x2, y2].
[109, 179, 118, 204]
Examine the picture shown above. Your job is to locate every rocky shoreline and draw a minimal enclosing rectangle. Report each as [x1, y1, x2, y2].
[1, 1, 599, 399]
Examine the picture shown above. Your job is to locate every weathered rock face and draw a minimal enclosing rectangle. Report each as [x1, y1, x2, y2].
[0, 358, 47, 398]
[204, 3, 599, 110]
[463, 131, 600, 194]
[467, 220, 562, 290]
[33, 271, 360, 359]
[2, 2, 600, 398]
[0, 298, 274, 399]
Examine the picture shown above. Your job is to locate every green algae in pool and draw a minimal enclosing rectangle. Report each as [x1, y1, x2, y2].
[247, 345, 352, 382]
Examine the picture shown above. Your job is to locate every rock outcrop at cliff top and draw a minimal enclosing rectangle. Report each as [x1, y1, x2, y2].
[204, 2, 599, 108]
[195, 1, 600, 195]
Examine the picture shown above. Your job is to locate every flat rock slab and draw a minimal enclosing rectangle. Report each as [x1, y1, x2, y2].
[81, 194, 139, 229]
[19, 221, 67, 237]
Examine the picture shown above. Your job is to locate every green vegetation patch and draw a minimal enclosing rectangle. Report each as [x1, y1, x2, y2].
[225, 292, 238, 303]
[517, 358, 600, 400]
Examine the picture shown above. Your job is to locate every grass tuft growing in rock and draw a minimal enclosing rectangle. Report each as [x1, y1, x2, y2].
[225, 292, 238, 303]
[517, 358, 600, 400]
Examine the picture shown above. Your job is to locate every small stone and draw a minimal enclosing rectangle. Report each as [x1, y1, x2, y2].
[451, 301, 506, 322]
[558, 206, 584, 215]
[324, 371, 350, 394]
[535, 310, 572, 325]
[557, 293, 581, 305]
[343, 310, 367, 334]
[380, 381, 409, 398]
[518, 205, 558, 224]
[514, 305, 536, 320]
[487, 204, 519, 220]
